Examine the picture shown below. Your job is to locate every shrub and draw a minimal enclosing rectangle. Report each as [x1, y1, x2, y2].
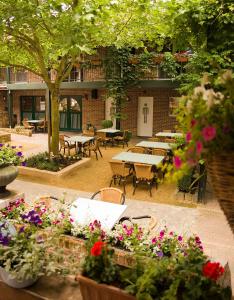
[101, 120, 113, 128]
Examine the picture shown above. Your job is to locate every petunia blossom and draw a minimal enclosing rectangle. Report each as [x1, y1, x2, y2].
[186, 132, 192, 143]
[173, 156, 182, 169]
[196, 140, 203, 154]
[202, 126, 216, 142]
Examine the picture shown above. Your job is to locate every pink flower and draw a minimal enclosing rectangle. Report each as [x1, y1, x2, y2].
[186, 132, 192, 143]
[191, 119, 196, 127]
[196, 140, 203, 154]
[202, 126, 216, 142]
[151, 237, 157, 244]
[173, 156, 182, 169]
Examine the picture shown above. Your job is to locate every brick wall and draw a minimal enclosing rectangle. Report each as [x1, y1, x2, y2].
[10, 87, 177, 135]
[0, 91, 9, 127]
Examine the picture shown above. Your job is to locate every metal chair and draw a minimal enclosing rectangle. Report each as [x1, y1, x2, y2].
[91, 187, 125, 204]
[84, 138, 102, 160]
[114, 130, 131, 148]
[109, 160, 133, 194]
[127, 147, 145, 154]
[59, 134, 76, 155]
[133, 163, 155, 196]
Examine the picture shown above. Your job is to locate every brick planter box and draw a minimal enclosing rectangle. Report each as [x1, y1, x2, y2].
[0, 132, 11, 143]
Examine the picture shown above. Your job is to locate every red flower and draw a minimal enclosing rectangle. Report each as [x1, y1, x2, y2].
[202, 262, 224, 281]
[202, 126, 216, 142]
[191, 119, 196, 127]
[174, 156, 182, 169]
[196, 140, 203, 154]
[90, 241, 105, 256]
[186, 132, 192, 143]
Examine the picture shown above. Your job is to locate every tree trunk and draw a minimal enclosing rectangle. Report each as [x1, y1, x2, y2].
[50, 91, 60, 155]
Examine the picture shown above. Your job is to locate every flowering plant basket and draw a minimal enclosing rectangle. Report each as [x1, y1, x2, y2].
[0, 144, 24, 168]
[173, 70, 234, 231]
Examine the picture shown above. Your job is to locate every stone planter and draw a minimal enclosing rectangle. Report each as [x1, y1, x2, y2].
[0, 268, 37, 289]
[0, 166, 18, 195]
[77, 275, 136, 300]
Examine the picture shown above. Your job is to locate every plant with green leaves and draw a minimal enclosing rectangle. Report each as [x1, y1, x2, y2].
[0, 144, 24, 168]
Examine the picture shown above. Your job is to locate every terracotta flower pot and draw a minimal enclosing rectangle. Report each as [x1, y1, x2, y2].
[174, 54, 189, 63]
[77, 275, 136, 300]
[152, 54, 164, 64]
[208, 153, 234, 234]
[0, 166, 18, 194]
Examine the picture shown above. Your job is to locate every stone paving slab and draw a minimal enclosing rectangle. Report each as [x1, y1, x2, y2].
[8, 179, 234, 292]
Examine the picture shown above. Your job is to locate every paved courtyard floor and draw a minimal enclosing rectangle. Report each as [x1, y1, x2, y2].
[5, 133, 234, 293]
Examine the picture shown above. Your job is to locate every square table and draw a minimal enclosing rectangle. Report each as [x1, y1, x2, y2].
[27, 120, 44, 132]
[112, 152, 164, 166]
[70, 197, 127, 231]
[155, 132, 183, 138]
[136, 141, 173, 150]
[65, 135, 94, 156]
[97, 128, 120, 134]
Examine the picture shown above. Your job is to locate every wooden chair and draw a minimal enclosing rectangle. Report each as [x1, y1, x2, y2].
[22, 120, 35, 131]
[163, 130, 172, 133]
[96, 131, 112, 148]
[84, 138, 102, 160]
[148, 137, 161, 142]
[114, 130, 131, 148]
[38, 119, 47, 132]
[82, 129, 95, 137]
[133, 163, 155, 197]
[91, 187, 125, 204]
[59, 134, 76, 155]
[164, 138, 176, 143]
[152, 149, 167, 156]
[109, 160, 133, 194]
[127, 147, 145, 154]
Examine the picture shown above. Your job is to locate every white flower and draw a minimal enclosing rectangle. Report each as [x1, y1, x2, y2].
[194, 86, 206, 96]
[186, 100, 193, 113]
[202, 89, 216, 109]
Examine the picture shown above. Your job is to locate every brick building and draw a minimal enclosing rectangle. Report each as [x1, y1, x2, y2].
[0, 53, 179, 136]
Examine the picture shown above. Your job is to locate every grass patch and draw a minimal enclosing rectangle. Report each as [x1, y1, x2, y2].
[25, 152, 81, 172]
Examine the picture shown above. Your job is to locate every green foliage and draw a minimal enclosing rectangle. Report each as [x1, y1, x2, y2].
[101, 119, 113, 129]
[26, 152, 80, 172]
[160, 52, 180, 78]
[177, 170, 194, 193]
[0, 145, 24, 168]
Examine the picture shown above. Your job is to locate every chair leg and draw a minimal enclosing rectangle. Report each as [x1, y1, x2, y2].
[110, 178, 113, 187]
[133, 181, 138, 195]
[123, 179, 126, 194]
[98, 147, 103, 157]
[149, 181, 152, 197]
[95, 150, 98, 160]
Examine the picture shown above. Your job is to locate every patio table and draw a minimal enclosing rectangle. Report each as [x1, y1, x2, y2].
[112, 152, 164, 166]
[97, 128, 120, 134]
[27, 120, 43, 132]
[136, 141, 173, 150]
[70, 197, 127, 231]
[65, 135, 94, 156]
[155, 132, 183, 138]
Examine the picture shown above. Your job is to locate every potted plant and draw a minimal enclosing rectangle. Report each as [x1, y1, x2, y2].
[101, 119, 113, 129]
[0, 220, 53, 288]
[152, 53, 164, 64]
[174, 52, 189, 63]
[173, 70, 234, 232]
[0, 144, 24, 195]
[77, 240, 135, 300]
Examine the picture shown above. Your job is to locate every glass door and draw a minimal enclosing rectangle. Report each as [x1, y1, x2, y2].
[20, 96, 46, 121]
[59, 96, 82, 131]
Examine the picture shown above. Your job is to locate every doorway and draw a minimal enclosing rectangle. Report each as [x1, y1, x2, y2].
[59, 96, 82, 131]
[137, 97, 154, 137]
[20, 96, 46, 121]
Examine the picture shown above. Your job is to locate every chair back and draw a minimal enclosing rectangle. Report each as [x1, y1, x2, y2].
[83, 129, 95, 136]
[109, 160, 127, 177]
[164, 138, 176, 143]
[148, 137, 161, 142]
[96, 131, 106, 139]
[23, 120, 30, 128]
[134, 163, 154, 180]
[91, 187, 125, 204]
[59, 135, 66, 147]
[127, 147, 145, 154]
[163, 130, 172, 133]
[152, 149, 167, 156]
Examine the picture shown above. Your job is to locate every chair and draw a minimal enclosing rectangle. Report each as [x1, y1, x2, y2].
[127, 147, 145, 154]
[84, 138, 102, 160]
[148, 137, 162, 142]
[38, 119, 47, 132]
[152, 149, 167, 156]
[91, 187, 125, 204]
[114, 130, 131, 148]
[163, 130, 172, 133]
[96, 131, 112, 148]
[59, 134, 76, 155]
[23, 120, 35, 131]
[164, 138, 176, 143]
[82, 129, 95, 137]
[133, 163, 155, 197]
[109, 160, 133, 194]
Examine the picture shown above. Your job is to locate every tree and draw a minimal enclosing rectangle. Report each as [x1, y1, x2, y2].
[0, 0, 157, 154]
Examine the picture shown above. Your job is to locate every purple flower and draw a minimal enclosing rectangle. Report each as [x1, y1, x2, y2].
[21, 161, 26, 166]
[17, 151, 23, 157]
[0, 143, 3, 147]
[0, 233, 10, 246]
[156, 251, 164, 258]
[19, 226, 25, 233]
[11, 146, 16, 149]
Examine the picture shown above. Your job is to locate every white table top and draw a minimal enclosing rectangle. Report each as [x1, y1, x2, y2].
[136, 141, 172, 150]
[27, 120, 43, 123]
[155, 132, 183, 138]
[97, 128, 121, 133]
[70, 197, 127, 231]
[112, 152, 164, 165]
[66, 135, 94, 144]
